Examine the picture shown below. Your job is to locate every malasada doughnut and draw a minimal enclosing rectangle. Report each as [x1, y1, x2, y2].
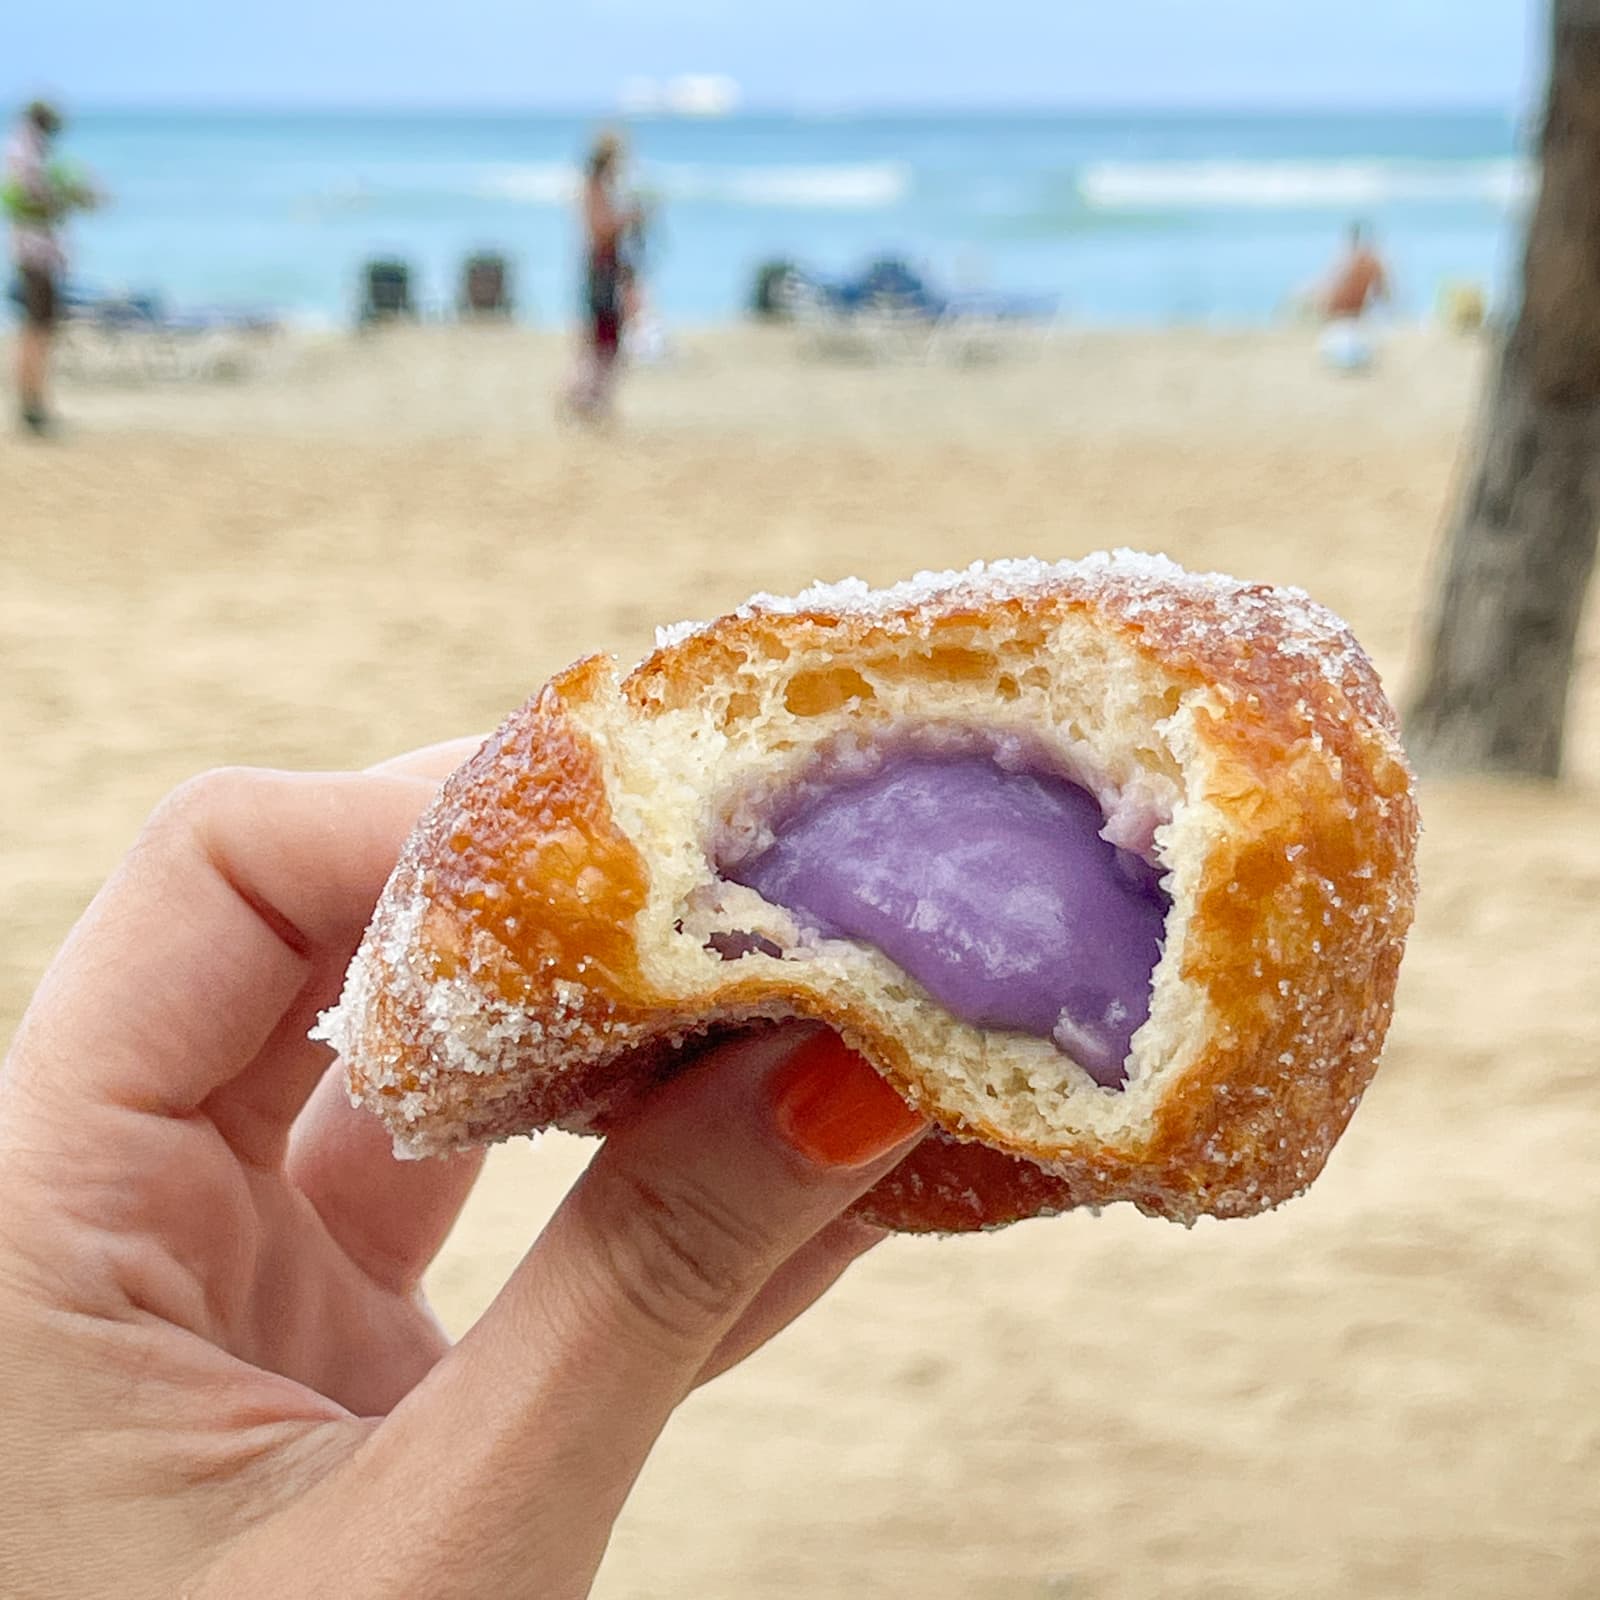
[319, 554, 1419, 1232]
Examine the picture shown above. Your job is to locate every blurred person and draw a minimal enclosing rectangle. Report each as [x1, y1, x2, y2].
[3, 99, 100, 435]
[564, 130, 641, 422]
[0, 745, 926, 1597]
[1318, 220, 1390, 322]
[1308, 222, 1392, 374]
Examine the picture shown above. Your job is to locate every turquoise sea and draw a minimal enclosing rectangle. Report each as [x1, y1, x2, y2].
[49, 108, 1527, 326]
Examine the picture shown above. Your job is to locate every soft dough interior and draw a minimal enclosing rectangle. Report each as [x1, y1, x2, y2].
[601, 606, 1219, 1150]
[722, 754, 1170, 1088]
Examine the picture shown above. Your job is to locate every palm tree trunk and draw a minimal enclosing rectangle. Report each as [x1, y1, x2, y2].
[1407, 0, 1600, 777]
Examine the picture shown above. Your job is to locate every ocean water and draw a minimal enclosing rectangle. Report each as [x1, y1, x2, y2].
[49, 108, 1526, 326]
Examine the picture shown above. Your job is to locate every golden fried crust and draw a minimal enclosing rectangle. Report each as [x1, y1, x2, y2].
[342, 656, 666, 1125]
[333, 564, 1418, 1232]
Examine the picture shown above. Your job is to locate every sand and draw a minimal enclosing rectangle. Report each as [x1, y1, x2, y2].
[3, 325, 1598, 1598]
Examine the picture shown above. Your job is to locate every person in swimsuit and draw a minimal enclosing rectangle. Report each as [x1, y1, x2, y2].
[4, 101, 90, 435]
[564, 131, 640, 422]
[1320, 221, 1391, 321]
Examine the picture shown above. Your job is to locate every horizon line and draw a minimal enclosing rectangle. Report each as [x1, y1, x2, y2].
[45, 96, 1524, 120]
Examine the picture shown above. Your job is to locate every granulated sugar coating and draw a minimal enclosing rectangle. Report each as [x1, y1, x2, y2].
[656, 552, 1372, 697]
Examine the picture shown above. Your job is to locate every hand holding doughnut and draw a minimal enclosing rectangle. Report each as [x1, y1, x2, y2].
[0, 748, 922, 1600]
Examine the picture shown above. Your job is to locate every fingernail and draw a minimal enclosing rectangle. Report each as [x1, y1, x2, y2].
[769, 1031, 926, 1169]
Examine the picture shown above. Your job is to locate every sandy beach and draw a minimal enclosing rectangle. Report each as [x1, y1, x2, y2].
[4, 324, 1598, 1598]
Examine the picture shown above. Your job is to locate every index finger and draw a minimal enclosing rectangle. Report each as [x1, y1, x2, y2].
[367, 736, 487, 781]
[5, 765, 442, 1121]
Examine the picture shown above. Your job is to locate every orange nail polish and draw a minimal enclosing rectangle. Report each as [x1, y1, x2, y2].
[769, 1032, 926, 1169]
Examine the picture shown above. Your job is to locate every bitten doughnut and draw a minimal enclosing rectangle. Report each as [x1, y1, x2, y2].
[319, 554, 1418, 1233]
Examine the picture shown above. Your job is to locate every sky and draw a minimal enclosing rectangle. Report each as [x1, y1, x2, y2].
[6, 1, 1541, 113]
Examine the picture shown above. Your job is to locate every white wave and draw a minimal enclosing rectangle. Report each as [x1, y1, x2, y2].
[656, 161, 909, 208]
[1079, 158, 1533, 211]
[476, 160, 908, 210]
[475, 163, 581, 205]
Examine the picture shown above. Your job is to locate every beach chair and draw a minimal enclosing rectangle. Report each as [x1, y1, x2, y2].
[848, 259, 1060, 362]
[51, 284, 284, 383]
[783, 257, 1060, 364]
[359, 259, 415, 327]
[750, 258, 798, 320]
[780, 260, 931, 363]
[459, 253, 514, 319]
[777, 269, 848, 353]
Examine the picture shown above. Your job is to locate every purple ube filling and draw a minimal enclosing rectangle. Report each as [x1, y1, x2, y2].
[727, 756, 1169, 1088]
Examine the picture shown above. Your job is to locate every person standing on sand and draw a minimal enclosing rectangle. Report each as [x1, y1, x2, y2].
[564, 130, 641, 422]
[3, 100, 99, 436]
[1318, 220, 1391, 321]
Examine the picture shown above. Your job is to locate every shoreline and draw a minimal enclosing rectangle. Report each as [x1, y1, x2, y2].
[2, 320, 1489, 443]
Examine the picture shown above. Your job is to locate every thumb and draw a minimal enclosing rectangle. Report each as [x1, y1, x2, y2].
[322, 1027, 925, 1600]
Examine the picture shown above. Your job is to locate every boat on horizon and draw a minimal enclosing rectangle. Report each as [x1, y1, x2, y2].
[618, 74, 742, 118]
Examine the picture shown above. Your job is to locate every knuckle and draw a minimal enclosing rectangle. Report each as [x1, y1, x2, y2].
[140, 766, 257, 844]
[153, 765, 258, 823]
[132, 767, 283, 874]
[583, 1167, 778, 1349]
